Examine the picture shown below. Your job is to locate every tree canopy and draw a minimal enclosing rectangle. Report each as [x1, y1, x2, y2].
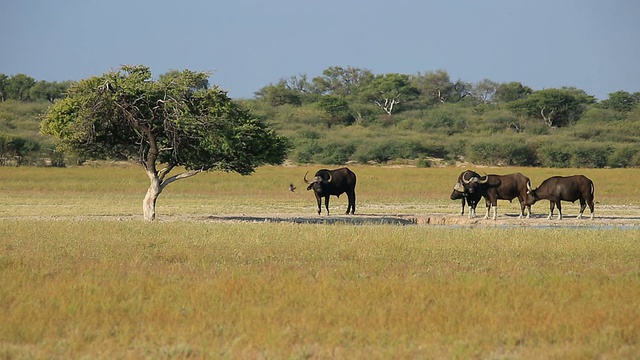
[41, 65, 289, 220]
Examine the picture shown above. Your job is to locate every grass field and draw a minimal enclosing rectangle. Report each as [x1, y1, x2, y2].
[1, 164, 640, 358]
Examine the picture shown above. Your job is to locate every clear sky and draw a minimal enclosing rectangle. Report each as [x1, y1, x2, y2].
[2, 0, 638, 100]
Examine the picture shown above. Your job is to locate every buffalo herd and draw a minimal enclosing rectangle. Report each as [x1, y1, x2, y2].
[303, 167, 595, 220]
[450, 170, 595, 220]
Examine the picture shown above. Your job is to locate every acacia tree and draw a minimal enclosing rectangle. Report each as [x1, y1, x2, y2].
[41, 65, 289, 221]
[506, 88, 590, 127]
[360, 73, 418, 115]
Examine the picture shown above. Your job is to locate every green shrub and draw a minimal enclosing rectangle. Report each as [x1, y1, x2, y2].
[537, 143, 572, 168]
[416, 156, 432, 168]
[289, 139, 316, 163]
[579, 107, 624, 123]
[444, 138, 467, 161]
[419, 141, 447, 158]
[467, 138, 537, 166]
[354, 139, 426, 164]
[570, 143, 612, 168]
[608, 145, 640, 168]
[481, 109, 518, 134]
[290, 138, 356, 165]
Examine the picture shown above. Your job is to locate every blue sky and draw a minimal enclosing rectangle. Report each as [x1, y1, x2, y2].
[2, 0, 638, 100]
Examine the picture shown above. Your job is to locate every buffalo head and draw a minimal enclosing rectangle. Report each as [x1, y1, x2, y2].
[461, 173, 488, 193]
[304, 171, 333, 192]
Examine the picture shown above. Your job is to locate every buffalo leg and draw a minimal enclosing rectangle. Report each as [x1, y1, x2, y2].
[468, 199, 476, 218]
[315, 194, 322, 215]
[548, 201, 555, 220]
[346, 191, 356, 215]
[517, 199, 527, 219]
[460, 198, 465, 216]
[484, 199, 491, 219]
[578, 199, 586, 219]
[556, 201, 563, 220]
[324, 196, 330, 216]
[587, 198, 595, 219]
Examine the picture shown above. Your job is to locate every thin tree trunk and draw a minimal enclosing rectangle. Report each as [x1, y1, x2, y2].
[141, 168, 201, 221]
[143, 171, 161, 221]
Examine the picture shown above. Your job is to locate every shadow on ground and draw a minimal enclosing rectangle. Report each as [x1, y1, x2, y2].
[206, 215, 417, 225]
[205, 213, 640, 228]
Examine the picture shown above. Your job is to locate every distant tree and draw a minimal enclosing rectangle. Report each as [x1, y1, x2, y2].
[41, 65, 289, 221]
[29, 80, 70, 103]
[472, 79, 499, 104]
[311, 66, 374, 98]
[494, 82, 532, 103]
[506, 88, 588, 127]
[600, 90, 638, 112]
[560, 86, 597, 105]
[317, 95, 354, 127]
[285, 74, 313, 94]
[255, 80, 302, 107]
[159, 69, 209, 89]
[0, 74, 7, 101]
[360, 73, 418, 115]
[450, 80, 473, 102]
[412, 69, 453, 104]
[5, 74, 35, 101]
[411, 69, 470, 104]
[0, 133, 40, 166]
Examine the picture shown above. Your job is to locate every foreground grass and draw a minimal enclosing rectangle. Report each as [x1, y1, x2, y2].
[1, 220, 639, 358]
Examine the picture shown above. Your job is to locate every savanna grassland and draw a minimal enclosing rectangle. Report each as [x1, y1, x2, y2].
[1, 165, 640, 358]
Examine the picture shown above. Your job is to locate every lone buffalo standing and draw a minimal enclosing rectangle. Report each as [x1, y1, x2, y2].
[525, 175, 595, 220]
[304, 167, 356, 215]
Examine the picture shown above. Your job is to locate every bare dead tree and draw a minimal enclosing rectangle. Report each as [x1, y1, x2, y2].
[541, 106, 556, 127]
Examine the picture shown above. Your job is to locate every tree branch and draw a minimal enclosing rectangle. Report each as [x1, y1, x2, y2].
[160, 169, 202, 191]
[540, 106, 555, 127]
[158, 164, 175, 181]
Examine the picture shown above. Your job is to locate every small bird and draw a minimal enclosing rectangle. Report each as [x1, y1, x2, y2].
[289, 183, 296, 192]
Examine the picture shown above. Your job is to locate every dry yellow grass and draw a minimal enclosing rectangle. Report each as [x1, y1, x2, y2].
[1, 221, 639, 358]
[1, 165, 640, 358]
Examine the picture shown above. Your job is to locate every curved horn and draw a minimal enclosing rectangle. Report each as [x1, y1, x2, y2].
[453, 182, 465, 192]
[526, 181, 532, 191]
[477, 174, 489, 184]
[326, 171, 333, 183]
[303, 171, 310, 184]
[462, 175, 474, 184]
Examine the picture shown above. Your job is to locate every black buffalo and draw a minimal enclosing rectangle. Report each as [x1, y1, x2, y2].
[304, 167, 356, 215]
[525, 175, 595, 220]
[462, 172, 532, 220]
[450, 170, 483, 218]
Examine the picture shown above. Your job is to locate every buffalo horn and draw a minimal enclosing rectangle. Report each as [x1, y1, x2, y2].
[526, 182, 537, 192]
[303, 171, 310, 184]
[477, 175, 489, 184]
[453, 182, 465, 192]
[326, 172, 333, 183]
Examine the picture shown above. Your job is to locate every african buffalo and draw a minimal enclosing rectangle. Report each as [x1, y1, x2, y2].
[525, 175, 595, 220]
[450, 170, 483, 218]
[462, 172, 532, 220]
[304, 167, 356, 215]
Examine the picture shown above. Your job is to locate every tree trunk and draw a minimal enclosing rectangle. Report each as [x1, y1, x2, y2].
[143, 171, 162, 221]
